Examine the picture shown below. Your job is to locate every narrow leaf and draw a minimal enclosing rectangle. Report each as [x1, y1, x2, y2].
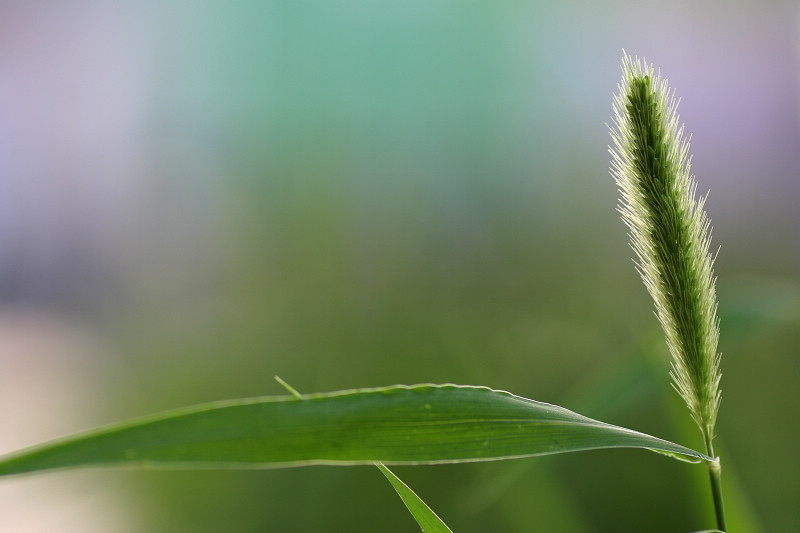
[0, 384, 713, 478]
[378, 463, 453, 533]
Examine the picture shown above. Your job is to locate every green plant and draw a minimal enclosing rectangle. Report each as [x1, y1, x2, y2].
[0, 53, 728, 532]
[609, 52, 726, 530]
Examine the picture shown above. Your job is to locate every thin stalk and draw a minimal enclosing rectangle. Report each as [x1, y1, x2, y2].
[704, 437, 727, 531]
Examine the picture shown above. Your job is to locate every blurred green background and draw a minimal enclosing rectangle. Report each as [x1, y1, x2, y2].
[1, 1, 798, 531]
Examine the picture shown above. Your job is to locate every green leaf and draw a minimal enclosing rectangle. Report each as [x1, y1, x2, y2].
[378, 463, 453, 533]
[0, 384, 713, 478]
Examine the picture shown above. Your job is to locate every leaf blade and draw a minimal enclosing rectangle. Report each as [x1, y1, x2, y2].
[378, 463, 453, 533]
[0, 384, 713, 477]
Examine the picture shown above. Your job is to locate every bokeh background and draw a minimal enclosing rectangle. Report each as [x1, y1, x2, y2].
[1, 1, 798, 532]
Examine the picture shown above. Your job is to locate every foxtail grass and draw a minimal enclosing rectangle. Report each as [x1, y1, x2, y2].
[609, 52, 726, 530]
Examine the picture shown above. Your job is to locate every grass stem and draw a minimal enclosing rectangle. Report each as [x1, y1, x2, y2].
[704, 437, 727, 531]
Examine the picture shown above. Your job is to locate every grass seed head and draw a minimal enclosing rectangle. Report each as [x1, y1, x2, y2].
[609, 52, 722, 439]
